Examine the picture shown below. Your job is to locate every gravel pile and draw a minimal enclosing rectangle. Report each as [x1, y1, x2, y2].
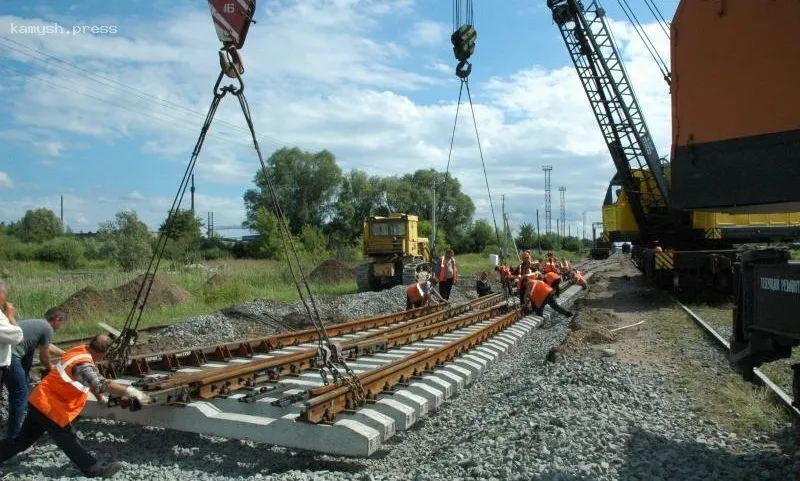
[148, 282, 477, 351]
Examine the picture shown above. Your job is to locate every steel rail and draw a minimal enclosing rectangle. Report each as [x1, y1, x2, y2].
[136, 300, 509, 403]
[299, 309, 523, 424]
[676, 301, 800, 417]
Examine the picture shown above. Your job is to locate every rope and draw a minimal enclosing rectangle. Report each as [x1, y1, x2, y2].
[465, 80, 502, 248]
[435, 80, 465, 250]
[108, 72, 229, 367]
[232, 83, 365, 399]
[644, 0, 671, 39]
[617, 0, 671, 85]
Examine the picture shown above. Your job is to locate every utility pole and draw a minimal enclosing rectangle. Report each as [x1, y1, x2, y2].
[191, 174, 196, 213]
[60, 195, 64, 228]
[536, 208, 541, 253]
[582, 211, 587, 241]
[559, 186, 566, 250]
[543, 165, 552, 234]
[431, 175, 437, 253]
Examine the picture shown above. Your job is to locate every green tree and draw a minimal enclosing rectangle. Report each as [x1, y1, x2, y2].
[469, 219, 494, 253]
[244, 147, 342, 235]
[515, 223, 536, 250]
[158, 209, 204, 262]
[8, 208, 63, 243]
[98, 210, 153, 271]
[327, 170, 383, 242]
[251, 208, 284, 259]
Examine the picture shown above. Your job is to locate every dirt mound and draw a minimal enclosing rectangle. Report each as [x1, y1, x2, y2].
[556, 307, 620, 358]
[57, 274, 192, 318]
[310, 259, 356, 283]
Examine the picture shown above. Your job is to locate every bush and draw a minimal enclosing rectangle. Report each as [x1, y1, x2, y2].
[0, 235, 37, 261]
[481, 244, 501, 257]
[79, 237, 108, 261]
[200, 246, 231, 260]
[35, 237, 85, 269]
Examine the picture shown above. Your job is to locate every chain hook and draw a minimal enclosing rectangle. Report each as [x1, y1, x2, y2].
[219, 45, 244, 78]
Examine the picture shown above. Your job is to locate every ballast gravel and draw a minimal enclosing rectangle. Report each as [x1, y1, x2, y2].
[2, 264, 796, 480]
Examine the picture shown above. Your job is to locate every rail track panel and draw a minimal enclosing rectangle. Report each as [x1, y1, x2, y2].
[83, 278, 591, 456]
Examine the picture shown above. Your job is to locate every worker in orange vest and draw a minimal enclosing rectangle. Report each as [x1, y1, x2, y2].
[437, 249, 458, 301]
[494, 264, 513, 295]
[0, 334, 152, 478]
[543, 252, 558, 274]
[524, 279, 573, 318]
[543, 270, 563, 297]
[406, 274, 446, 309]
[511, 252, 536, 303]
[573, 269, 588, 289]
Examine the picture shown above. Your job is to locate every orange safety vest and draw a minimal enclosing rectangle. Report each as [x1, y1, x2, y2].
[29, 345, 94, 427]
[574, 270, 586, 286]
[544, 271, 561, 286]
[529, 279, 553, 309]
[544, 261, 557, 273]
[406, 281, 428, 303]
[439, 257, 458, 283]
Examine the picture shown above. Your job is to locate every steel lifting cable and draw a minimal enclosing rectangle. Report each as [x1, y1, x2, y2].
[439, 0, 503, 252]
[616, 0, 671, 85]
[231, 81, 365, 399]
[643, 0, 671, 40]
[107, 71, 231, 371]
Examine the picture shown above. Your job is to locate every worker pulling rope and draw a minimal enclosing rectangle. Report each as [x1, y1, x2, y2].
[438, 0, 503, 258]
[107, 0, 365, 404]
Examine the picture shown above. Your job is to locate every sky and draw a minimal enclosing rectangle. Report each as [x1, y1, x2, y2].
[0, 0, 678, 239]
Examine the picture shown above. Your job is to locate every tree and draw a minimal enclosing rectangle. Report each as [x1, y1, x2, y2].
[158, 209, 204, 262]
[326, 170, 383, 242]
[251, 208, 284, 259]
[469, 219, 494, 254]
[98, 211, 153, 271]
[515, 223, 536, 250]
[7, 208, 63, 243]
[244, 147, 342, 235]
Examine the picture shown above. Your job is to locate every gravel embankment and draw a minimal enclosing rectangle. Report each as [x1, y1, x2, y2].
[3, 258, 796, 480]
[3, 273, 797, 480]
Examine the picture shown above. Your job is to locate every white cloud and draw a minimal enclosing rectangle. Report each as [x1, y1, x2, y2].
[123, 190, 144, 201]
[33, 140, 64, 156]
[0, 2, 673, 235]
[407, 20, 449, 47]
[0, 172, 13, 188]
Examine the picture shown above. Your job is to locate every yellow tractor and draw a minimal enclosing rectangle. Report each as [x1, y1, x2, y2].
[356, 213, 433, 292]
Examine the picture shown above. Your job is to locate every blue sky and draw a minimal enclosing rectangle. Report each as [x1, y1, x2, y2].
[0, 0, 678, 238]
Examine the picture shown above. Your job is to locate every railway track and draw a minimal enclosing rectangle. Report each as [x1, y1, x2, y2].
[81, 268, 597, 456]
[677, 301, 800, 417]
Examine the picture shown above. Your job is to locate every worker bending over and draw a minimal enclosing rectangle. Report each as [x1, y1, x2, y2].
[0, 334, 152, 478]
[524, 278, 573, 318]
[543, 270, 563, 297]
[573, 269, 588, 289]
[406, 274, 446, 309]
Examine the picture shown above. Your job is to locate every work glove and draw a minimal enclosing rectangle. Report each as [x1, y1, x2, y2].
[124, 386, 152, 406]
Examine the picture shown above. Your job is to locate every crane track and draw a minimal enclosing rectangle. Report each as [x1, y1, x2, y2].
[676, 301, 800, 417]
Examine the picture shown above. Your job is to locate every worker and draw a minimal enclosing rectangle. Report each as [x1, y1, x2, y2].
[406, 274, 445, 309]
[438, 249, 458, 300]
[524, 278, 573, 318]
[512, 252, 537, 303]
[0, 334, 152, 478]
[4, 307, 67, 439]
[543, 252, 558, 274]
[559, 260, 572, 276]
[543, 270, 563, 297]
[573, 269, 588, 289]
[0, 280, 24, 410]
[494, 264, 513, 295]
[476, 272, 492, 297]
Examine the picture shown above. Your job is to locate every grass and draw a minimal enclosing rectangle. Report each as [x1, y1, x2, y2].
[653, 305, 790, 436]
[2, 257, 357, 340]
[3, 249, 586, 340]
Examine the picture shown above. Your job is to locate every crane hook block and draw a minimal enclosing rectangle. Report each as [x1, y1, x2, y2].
[451, 24, 477, 63]
[456, 60, 472, 79]
[208, 0, 257, 50]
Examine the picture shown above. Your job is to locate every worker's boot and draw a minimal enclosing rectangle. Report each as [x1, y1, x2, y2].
[84, 461, 122, 478]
